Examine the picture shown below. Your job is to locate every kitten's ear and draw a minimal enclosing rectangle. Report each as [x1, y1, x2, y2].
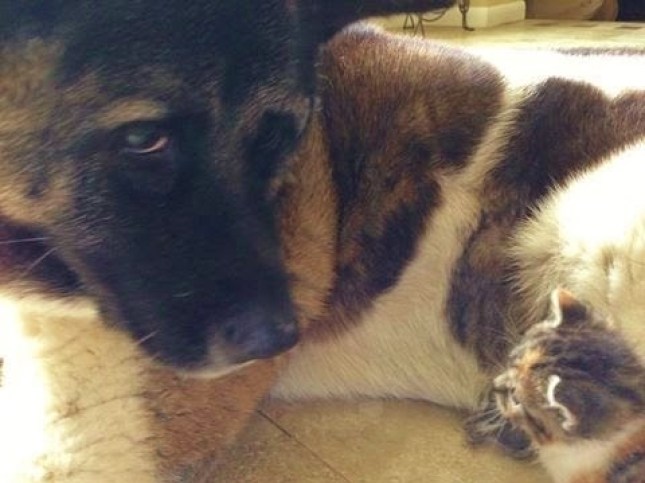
[302, 0, 456, 42]
[546, 375, 578, 433]
[548, 288, 589, 328]
[548, 288, 613, 329]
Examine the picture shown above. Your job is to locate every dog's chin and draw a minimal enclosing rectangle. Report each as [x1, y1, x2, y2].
[175, 359, 258, 380]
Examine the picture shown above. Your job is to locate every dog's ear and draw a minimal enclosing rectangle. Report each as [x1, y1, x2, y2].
[301, 0, 456, 42]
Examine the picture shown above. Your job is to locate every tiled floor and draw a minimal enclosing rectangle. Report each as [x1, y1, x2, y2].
[213, 20, 644, 483]
[216, 401, 548, 483]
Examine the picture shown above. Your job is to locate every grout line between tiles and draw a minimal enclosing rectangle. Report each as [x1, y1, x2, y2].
[257, 409, 354, 483]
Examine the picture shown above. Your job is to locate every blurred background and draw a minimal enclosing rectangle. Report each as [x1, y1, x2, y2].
[373, 0, 645, 48]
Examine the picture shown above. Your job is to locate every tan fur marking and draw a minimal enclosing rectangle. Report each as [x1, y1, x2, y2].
[0, 47, 109, 226]
[278, 117, 338, 329]
[95, 100, 169, 130]
[516, 347, 543, 380]
[0, 42, 65, 224]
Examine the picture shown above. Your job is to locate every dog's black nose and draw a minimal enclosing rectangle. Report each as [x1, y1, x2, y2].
[218, 309, 299, 362]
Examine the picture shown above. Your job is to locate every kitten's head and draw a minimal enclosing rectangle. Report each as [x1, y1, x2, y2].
[494, 289, 645, 444]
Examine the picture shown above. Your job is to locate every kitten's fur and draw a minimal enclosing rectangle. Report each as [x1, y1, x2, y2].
[471, 289, 645, 483]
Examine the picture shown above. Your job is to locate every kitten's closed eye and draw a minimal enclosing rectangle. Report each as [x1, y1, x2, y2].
[492, 371, 523, 415]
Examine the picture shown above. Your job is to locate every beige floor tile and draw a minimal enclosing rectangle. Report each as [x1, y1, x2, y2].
[214, 412, 347, 483]
[261, 400, 549, 483]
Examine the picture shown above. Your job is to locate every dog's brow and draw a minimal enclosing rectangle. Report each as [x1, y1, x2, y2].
[95, 100, 169, 129]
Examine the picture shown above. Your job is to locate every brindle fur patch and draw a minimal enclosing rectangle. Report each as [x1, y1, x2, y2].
[311, 28, 505, 335]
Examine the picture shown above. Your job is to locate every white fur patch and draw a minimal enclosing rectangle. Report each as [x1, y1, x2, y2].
[472, 48, 645, 99]
[0, 294, 157, 482]
[540, 439, 612, 483]
[512, 140, 645, 356]
[539, 419, 645, 483]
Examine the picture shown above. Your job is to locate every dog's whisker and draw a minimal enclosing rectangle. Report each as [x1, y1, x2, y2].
[0, 237, 49, 245]
[135, 331, 158, 346]
[16, 246, 58, 279]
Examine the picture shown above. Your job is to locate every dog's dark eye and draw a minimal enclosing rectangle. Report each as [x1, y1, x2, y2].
[120, 123, 170, 155]
[110, 121, 181, 196]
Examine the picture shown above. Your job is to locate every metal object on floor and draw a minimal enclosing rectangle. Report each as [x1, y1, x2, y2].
[404, 0, 473, 36]
[403, 13, 416, 30]
[459, 0, 474, 31]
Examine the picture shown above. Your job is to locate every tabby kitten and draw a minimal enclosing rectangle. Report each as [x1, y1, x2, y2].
[469, 289, 644, 483]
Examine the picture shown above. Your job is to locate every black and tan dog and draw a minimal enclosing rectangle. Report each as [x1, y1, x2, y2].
[1, 0, 644, 481]
[0, 0, 455, 372]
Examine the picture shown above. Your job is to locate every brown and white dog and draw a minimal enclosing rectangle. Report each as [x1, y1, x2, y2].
[0, 1, 644, 481]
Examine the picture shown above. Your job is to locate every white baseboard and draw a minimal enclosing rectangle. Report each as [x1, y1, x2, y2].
[375, 1, 526, 29]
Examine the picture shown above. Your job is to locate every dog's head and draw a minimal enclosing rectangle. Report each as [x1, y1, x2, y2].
[0, 0, 454, 374]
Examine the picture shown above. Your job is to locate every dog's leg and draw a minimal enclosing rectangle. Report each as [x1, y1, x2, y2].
[0, 295, 281, 482]
[0, 296, 157, 483]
